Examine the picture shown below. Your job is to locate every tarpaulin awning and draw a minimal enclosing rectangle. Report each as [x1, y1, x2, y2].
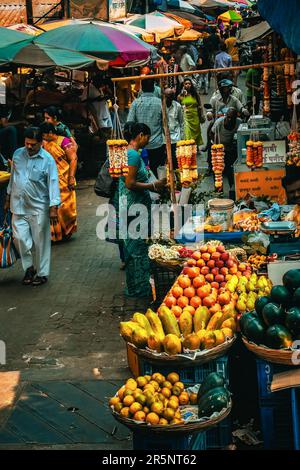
[238, 20, 271, 43]
[168, 10, 207, 26]
[258, 0, 300, 54]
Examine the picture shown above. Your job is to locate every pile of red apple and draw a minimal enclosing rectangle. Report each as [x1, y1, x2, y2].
[162, 244, 252, 318]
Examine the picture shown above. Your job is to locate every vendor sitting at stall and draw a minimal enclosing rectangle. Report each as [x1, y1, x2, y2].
[209, 79, 248, 119]
[283, 166, 300, 237]
[210, 107, 242, 196]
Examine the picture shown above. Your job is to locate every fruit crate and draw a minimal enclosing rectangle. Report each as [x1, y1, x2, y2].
[139, 355, 229, 385]
[150, 261, 182, 308]
[256, 359, 299, 401]
[256, 359, 300, 449]
[133, 430, 206, 451]
[139, 355, 232, 450]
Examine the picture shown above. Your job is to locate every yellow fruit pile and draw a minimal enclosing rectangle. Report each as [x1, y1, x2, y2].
[120, 306, 235, 356]
[109, 373, 197, 425]
[226, 273, 272, 314]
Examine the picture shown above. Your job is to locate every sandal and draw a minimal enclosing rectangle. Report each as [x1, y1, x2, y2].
[22, 267, 36, 285]
[32, 276, 48, 286]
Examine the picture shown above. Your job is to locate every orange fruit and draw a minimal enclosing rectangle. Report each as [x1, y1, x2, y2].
[136, 376, 148, 388]
[168, 399, 179, 411]
[175, 410, 182, 419]
[133, 411, 146, 422]
[171, 385, 182, 397]
[146, 412, 160, 425]
[123, 389, 134, 398]
[120, 407, 130, 418]
[126, 379, 137, 391]
[163, 408, 175, 421]
[170, 418, 183, 425]
[143, 385, 155, 395]
[109, 397, 120, 407]
[171, 305, 183, 318]
[135, 394, 147, 406]
[174, 381, 185, 392]
[161, 387, 171, 398]
[189, 392, 198, 405]
[159, 418, 168, 425]
[167, 372, 180, 384]
[149, 381, 160, 392]
[162, 381, 173, 390]
[151, 373, 165, 385]
[143, 406, 150, 414]
[129, 402, 143, 415]
[114, 402, 123, 413]
[123, 395, 135, 407]
[132, 388, 143, 399]
[144, 375, 151, 383]
[151, 401, 164, 415]
[178, 392, 189, 406]
[117, 386, 126, 400]
[170, 395, 179, 403]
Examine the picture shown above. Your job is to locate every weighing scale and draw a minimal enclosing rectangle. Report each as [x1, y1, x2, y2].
[261, 221, 300, 256]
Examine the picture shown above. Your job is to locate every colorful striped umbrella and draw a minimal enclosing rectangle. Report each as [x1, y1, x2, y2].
[126, 11, 185, 42]
[166, 0, 197, 12]
[218, 10, 243, 22]
[0, 26, 29, 47]
[0, 39, 96, 68]
[35, 22, 154, 66]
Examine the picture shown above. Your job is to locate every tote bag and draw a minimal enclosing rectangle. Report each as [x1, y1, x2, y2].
[0, 212, 19, 268]
[94, 158, 114, 198]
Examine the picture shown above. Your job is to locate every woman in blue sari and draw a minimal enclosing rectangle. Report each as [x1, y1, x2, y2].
[117, 123, 166, 297]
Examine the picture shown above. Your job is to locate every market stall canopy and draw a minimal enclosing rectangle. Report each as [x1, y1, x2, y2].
[0, 39, 97, 68]
[258, 0, 300, 54]
[218, 10, 243, 22]
[228, 0, 253, 6]
[125, 11, 185, 42]
[168, 10, 207, 27]
[0, 26, 29, 47]
[7, 23, 41, 35]
[167, 28, 202, 40]
[166, 0, 198, 12]
[238, 20, 271, 43]
[35, 22, 155, 66]
[163, 12, 193, 29]
[190, 0, 236, 8]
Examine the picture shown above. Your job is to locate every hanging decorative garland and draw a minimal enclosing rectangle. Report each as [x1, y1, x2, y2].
[176, 140, 198, 187]
[246, 140, 263, 169]
[211, 143, 225, 191]
[287, 131, 300, 167]
[107, 139, 129, 177]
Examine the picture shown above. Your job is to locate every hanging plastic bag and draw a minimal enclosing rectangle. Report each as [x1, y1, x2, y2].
[0, 211, 19, 268]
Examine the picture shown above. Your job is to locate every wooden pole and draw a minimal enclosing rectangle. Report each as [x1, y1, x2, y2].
[111, 59, 297, 83]
[160, 77, 176, 205]
[25, 0, 33, 25]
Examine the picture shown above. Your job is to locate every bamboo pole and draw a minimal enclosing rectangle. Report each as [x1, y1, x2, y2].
[111, 59, 297, 83]
[160, 77, 176, 205]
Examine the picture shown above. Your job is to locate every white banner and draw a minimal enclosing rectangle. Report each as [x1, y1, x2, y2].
[263, 140, 286, 165]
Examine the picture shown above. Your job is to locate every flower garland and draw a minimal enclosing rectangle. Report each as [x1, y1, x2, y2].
[246, 140, 263, 169]
[211, 143, 224, 191]
[107, 139, 128, 178]
[287, 131, 300, 166]
[176, 139, 198, 187]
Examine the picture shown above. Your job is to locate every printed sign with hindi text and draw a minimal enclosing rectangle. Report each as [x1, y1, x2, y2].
[108, 0, 126, 21]
[263, 140, 286, 164]
[235, 168, 287, 204]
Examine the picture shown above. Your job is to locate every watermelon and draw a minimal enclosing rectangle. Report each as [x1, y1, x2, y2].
[239, 311, 258, 336]
[198, 386, 230, 418]
[262, 303, 285, 326]
[285, 307, 300, 336]
[293, 288, 300, 307]
[283, 269, 300, 293]
[255, 296, 271, 319]
[265, 325, 293, 349]
[270, 285, 291, 307]
[197, 372, 225, 401]
[244, 317, 265, 345]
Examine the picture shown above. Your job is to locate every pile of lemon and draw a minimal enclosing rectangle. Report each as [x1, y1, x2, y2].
[109, 372, 197, 425]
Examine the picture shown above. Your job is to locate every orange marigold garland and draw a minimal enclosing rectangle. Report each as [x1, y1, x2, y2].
[176, 139, 198, 187]
[211, 143, 224, 191]
[107, 139, 128, 177]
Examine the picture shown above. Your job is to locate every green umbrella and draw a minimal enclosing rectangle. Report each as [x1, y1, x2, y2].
[0, 26, 29, 47]
[0, 39, 97, 68]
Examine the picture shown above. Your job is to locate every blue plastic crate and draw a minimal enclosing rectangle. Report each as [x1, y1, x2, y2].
[139, 355, 229, 385]
[260, 401, 294, 449]
[256, 359, 300, 402]
[133, 430, 206, 451]
[206, 417, 232, 449]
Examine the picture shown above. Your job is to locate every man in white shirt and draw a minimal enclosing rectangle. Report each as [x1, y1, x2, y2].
[165, 88, 184, 169]
[180, 46, 196, 73]
[5, 127, 60, 286]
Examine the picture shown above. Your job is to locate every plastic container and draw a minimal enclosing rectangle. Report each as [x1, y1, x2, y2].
[208, 199, 235, 231]
[139, 355, 229, 385]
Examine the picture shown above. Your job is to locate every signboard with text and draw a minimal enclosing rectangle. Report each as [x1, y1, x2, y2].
[235, 168, 287, 204]
[263, 140, 286, 165]
[108, 0, 126, 20]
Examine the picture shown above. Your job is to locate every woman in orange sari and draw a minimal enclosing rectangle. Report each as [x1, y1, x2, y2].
[40, 122, 77, 241]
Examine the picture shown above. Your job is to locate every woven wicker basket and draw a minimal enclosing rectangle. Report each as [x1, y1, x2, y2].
[128, 336, 236, 366]
[242, 336, 298, 366]
[111, 402, 232, 434]
[154, 258, 185, 270]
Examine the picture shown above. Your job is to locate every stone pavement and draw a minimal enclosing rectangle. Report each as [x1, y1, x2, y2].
[0, 180, 150, 382]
